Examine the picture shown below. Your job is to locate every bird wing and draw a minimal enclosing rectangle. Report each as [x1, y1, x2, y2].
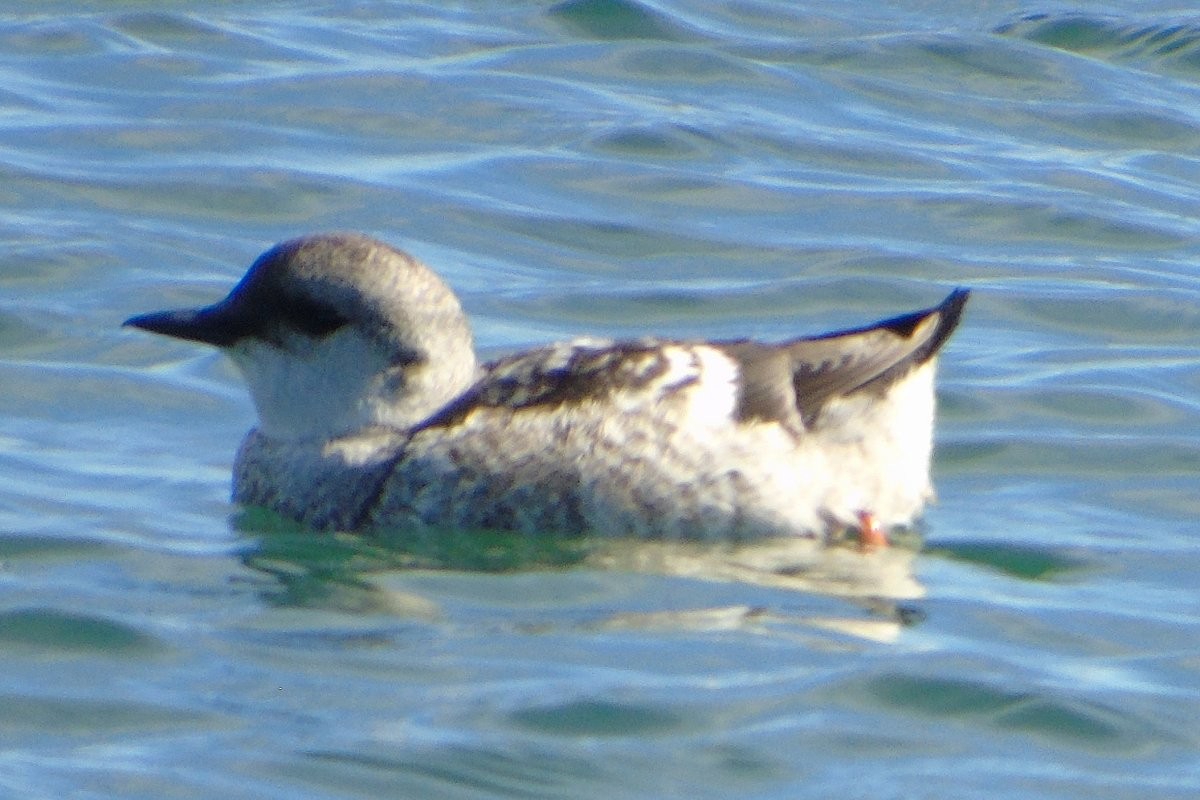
[411, 338, 698, 431]
[717, 288, 969, 429]
[415, 289, 969, 434]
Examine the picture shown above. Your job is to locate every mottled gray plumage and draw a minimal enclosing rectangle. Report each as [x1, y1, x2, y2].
[126, 233, 968, 541]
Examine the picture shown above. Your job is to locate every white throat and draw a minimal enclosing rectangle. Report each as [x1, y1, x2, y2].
[227, 327, 474, 442]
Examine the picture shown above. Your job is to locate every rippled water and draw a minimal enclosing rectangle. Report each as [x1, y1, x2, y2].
[2, 1, 1198, 798]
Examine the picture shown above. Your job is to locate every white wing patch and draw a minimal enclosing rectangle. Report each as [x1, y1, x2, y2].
[668, 345, 739, 426]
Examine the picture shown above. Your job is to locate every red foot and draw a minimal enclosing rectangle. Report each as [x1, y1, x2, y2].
[856, 510, 888, 551]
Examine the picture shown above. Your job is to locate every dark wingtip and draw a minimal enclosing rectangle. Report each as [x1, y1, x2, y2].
[819, 286, 969, 388]
[876, 287, 969, 338]
[823, 287, 970, 349]
[938, 287, 970, 328]
[923, 286, 970, 355]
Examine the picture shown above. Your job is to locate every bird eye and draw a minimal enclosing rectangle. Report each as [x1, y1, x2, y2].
[281, 295, 348, 339]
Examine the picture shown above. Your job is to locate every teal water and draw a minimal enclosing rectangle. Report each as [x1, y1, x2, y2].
[2, 1, 1199, 797]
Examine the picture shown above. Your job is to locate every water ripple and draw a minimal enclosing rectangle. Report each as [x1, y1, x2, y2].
[2, 3, 1199, 798]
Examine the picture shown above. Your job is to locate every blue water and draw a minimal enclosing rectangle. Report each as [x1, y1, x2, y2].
[1, 1, 1198, 797]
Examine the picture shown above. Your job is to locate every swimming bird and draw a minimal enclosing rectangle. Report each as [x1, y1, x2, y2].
[125, 233, 968, 544]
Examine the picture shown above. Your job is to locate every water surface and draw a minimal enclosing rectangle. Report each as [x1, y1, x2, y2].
[1, 1, 1198, 798]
